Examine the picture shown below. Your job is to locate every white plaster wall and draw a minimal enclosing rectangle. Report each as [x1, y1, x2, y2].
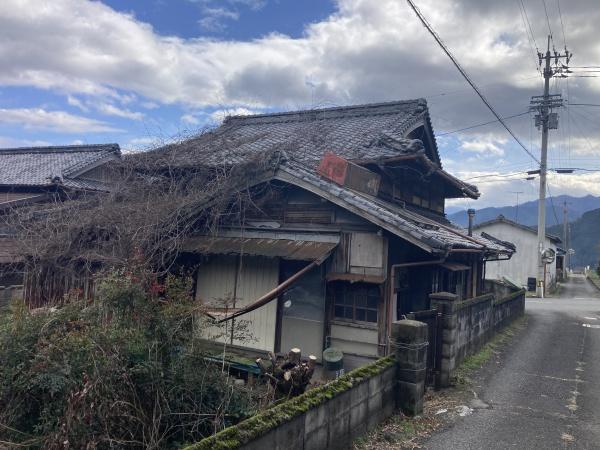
[476, 223, 558, 288]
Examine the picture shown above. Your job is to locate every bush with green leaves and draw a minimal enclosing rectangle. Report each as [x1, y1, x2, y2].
[0, 269, 258, 449]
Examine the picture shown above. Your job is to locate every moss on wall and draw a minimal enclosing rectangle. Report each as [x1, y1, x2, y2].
[493, 288, 526, 306]
[183, 356, 395, 450]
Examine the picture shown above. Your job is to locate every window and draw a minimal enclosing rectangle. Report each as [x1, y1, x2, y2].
[333, 283, 379, 323]
[432, 268, 468, 300]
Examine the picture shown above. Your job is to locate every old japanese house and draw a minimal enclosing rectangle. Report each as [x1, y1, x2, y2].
[154, 100, 516, 367]
[0, 144, 121, 305]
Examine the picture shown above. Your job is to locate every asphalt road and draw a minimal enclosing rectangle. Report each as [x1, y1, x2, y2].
[424, 274, 600, 449]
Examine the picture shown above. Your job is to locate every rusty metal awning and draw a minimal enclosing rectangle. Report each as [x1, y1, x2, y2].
[184, 233, 339, 261]
[440, 262, 471, 272]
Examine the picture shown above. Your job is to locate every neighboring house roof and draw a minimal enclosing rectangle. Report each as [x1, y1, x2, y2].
[0, 144, 121, 190]
[473, 214, 562, 244]
[152, 99, 479, 199]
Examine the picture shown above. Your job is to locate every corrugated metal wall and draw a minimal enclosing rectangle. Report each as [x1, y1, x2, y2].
[196, 255, 279, 352]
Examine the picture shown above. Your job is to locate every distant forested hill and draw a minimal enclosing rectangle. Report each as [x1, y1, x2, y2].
[448, 195, 600, 228]
[548, 208, 600, 269]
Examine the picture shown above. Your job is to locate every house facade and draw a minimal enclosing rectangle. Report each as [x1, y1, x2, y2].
[473, 215, 562, 290]
[160, 100, 515, 367]
[0, 144, 121, 303]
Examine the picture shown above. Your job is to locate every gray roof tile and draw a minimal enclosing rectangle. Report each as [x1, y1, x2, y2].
[160, 99, 432, 168]
[0, 144, 120, 189]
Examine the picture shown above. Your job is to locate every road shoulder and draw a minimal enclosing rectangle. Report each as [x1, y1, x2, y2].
[353, 315, 528, 450]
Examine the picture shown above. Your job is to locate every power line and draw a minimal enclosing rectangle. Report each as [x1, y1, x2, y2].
[542, 0, 554, 39]
[517, 0, 542, 74]
[405, 0, 540, 165]
[464, 171, 528, 181]
[520, 0, 539, 51]
[424, 75, 539, 100]
[557, 0, 567, 48]
[546, 182, 562, 227]
[437, 111, 530, 136]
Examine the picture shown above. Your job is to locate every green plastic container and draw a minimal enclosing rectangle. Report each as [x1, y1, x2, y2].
[322, 347, 344, 372]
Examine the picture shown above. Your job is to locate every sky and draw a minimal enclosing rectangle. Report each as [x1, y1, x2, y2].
[1, 0, 600, 209]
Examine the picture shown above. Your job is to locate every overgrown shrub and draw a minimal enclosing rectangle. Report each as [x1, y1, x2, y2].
[0, 268, 258, 449]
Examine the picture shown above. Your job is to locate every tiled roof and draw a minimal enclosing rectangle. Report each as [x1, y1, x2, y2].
[159, 99, 434, 168]
[151, 99, 478, 198]
[0, 144, 120, 189]
[473, 214, 562, 244]
[276, 160, 513, 255]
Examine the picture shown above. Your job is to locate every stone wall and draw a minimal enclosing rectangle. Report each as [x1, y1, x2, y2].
[185, 357, 398, 450]
[184, 321, 429, 450]
[430, 285, 525, 387]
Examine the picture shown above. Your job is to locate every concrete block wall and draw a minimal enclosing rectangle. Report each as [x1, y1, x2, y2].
[431, 288, 525, 387]
[187, 319, 432, 450]
[186, 357, 398, 450]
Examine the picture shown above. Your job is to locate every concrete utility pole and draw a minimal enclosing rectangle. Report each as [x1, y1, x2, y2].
[531, 36, 571, 298]
[563, 201, 568, 248]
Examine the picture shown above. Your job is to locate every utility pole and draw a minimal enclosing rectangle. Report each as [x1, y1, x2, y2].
[531, 36, 571, 298]
[563, 201, 569, 273]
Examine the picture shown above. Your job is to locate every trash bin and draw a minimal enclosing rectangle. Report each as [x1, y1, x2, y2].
[527, 277, 536, 292]
[322, 347, 344, 379]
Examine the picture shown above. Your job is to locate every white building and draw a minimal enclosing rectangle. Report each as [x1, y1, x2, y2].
[473, 215, 562, 290]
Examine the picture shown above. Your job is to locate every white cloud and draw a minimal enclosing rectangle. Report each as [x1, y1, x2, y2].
[460, 137, 507, 156]
[0, 136, 52, 148]
[210, 107, 259, 123]
[93, 102, 144, 120]
[198, 7, 240, 32]
[67, 95, 144, 120]
[0, 108, 121, 133]
[1, 0, 600, 204]
[67, 95, 89, 112]
[181, 113, 201, 125]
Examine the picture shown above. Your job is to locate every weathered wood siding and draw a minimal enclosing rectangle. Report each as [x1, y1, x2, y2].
[196, 255, 279, 352]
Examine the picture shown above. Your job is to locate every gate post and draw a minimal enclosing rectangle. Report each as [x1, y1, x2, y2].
[391, 320, 428, 416]
[430, 292, 458, 388]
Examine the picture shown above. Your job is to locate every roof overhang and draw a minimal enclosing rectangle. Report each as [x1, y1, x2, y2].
[183, 230, 339, 261]
[362, 152, 479, 199]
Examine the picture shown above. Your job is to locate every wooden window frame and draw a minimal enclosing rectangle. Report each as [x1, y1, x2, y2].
[332, 282, 379, 324]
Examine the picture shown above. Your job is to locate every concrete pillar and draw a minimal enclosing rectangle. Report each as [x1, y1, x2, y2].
[390, 319, 427, 416]
[429, 292, 458, 388]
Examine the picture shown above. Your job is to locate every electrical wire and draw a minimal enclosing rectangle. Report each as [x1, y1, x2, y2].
[546, 182, 562, 227]
[517, 0, 542, 74]
[557, 0, 567, 48]
[542, 0, 554, 39]
[520, 0, 540, 51]
[437, 111, 530, 136]
[405, 0, 540, 165]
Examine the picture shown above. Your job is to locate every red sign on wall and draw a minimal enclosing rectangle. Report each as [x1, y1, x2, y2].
[316, 152, 349, 186]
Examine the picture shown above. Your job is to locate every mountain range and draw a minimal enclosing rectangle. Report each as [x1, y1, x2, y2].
[548, 208, 600, 269]
[448, 195, 600, 229]
[447, 195, 600, 269]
